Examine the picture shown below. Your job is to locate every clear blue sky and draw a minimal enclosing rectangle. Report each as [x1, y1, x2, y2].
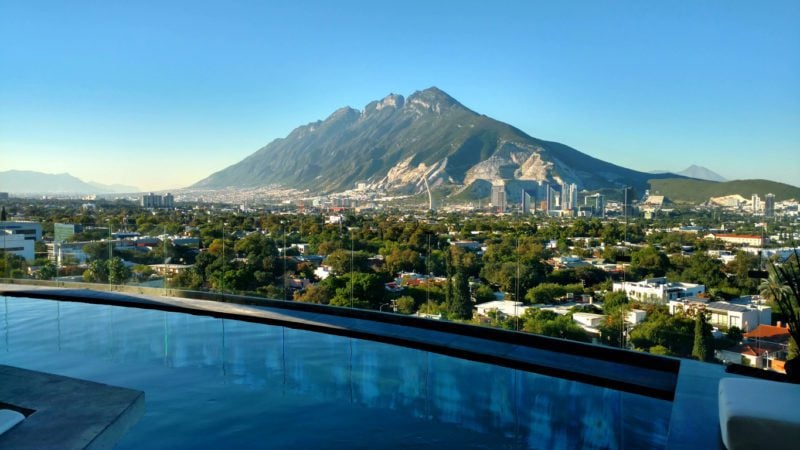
[1, 0, 798, 191]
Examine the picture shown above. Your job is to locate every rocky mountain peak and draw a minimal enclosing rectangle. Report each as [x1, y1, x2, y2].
[364, 93, 405, 116]
[191, 87, 679, 196]
[404, 86, 464, 115]
[327, 106, 360, 121]
[378, 93, 404, 110]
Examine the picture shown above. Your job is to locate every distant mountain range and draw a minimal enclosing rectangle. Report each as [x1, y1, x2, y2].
[675, 165, 726, 182]
[0, 170, 139, 195]
[649, 178, 800, 203]
[192, 87, 685, 197]
[651, 165, 727, 182]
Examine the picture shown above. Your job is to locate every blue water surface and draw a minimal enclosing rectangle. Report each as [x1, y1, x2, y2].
[0, 297, 670, 449]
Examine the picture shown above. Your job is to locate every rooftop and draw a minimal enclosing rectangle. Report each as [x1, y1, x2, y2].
[745, 324, 792, 341]
[706, 301, 751, 313]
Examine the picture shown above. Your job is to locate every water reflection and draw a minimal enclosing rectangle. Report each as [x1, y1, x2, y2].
[0, 297, 670, 449]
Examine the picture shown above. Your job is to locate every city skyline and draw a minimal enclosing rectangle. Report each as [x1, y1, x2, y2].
[1, 1, 798, 191]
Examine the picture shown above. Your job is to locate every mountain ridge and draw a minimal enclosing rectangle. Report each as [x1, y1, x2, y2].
[191, 87, 684, 196]
[0, 170, 139, 195]
[676, 165, 726, 182]
[649, 178, 800, 203]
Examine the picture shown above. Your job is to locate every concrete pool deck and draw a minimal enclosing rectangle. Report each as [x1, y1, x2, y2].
[0, 365, 144, 449]
[0, 283, 734, 449]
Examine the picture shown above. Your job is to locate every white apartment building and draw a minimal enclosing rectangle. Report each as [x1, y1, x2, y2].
[475, 300, 530, 319]
[669, 298, 771, 332]
[1, 233, 35, 261]
[613, 277, 705, 304]
[0, 220, 42, 241]
[572, 312, 606, 331]
[705, 233, 765, 247]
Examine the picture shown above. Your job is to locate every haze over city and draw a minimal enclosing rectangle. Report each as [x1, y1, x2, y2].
[1, 0, 798, 191]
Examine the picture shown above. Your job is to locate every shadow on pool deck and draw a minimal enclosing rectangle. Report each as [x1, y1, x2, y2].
[0, 365, 144, 449]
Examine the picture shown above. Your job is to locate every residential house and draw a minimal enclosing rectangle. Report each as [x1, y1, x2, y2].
[613, 277, 705, 304]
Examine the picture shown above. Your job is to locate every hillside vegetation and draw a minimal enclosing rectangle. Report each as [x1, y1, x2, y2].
[649, 178, 800, 203]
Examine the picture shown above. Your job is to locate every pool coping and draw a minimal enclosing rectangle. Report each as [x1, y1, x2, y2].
[1, 283, 731, 449]
[1, 284, 679, 401]
[0, 364, 145, 449]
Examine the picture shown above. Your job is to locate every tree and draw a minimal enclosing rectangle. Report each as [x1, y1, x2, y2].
[522, 309, 589, 342]
[630, 245, 670, 279]
[384, 247, 424, 274]
[107, 257, 131, 284]
[418, 300, 443, 316]
[759, 270, 791, 307]
[1, 254, 28, 279]
[35, 262, 57, 280]
[598, 291, 631, 348]
[725, 251, 759, 292]
[680, 252, 726, 288]
[294, 283, 333, 304]
[83, 241, 112, 261]
[649, 345, 672, 356]
[573, 266, 609, 289]
[132, 264, 154, 282]
[628, 309, 694, 356]
[726, 326, 743, 343]
[602, 291, 629, 312]
[759, 251, 800, 379]
[446, 270, 473, 320]
[483, 261, 548, 298]
[324, 249, 370, 274]
[474, 284, 496, 303]
[692, 310, 713, 362]
[328, 272, 385, 309]
[83, 259, 108, 283]
[394, 296, 416, 314]
[173, 266, 204, 290]
[525, 283, 566, 304]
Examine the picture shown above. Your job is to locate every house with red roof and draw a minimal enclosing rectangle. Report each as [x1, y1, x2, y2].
[717, 323, 792, 372]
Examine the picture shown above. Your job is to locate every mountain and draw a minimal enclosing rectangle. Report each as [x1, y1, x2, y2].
[0, 170, 139, 195]
[649, 179, 800, 203]
[87, 181, 140, 194]
[676, 165, 726, 182]
[192, 87, 683, 196]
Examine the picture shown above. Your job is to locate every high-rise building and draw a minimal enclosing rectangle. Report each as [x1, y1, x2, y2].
[538, 182, 550, 211]
[584, 193, 606, 217]
[142, 193, 162, 208]
[569, 183, 577, 210]
[546, 183, 560, 211]
[560, 183, 577, 211]
[491, 182, 506, 212]
[521, 189, 536, 214]
[764, 193, 775, 217]
[622, 186, 635, 217]
[141, 193, 174, 209]
[751, 194, 762, 215]
[54, 223, 82, 243]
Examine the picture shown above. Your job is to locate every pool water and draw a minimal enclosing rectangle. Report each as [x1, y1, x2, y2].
[0, 297, 671, 449]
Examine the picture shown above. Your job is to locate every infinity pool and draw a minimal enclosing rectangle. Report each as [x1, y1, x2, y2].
[0, 296, 671, 449]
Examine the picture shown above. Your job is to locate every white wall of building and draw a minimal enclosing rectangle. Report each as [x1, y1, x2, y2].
[1, 233, 35, 261]
[613, 278, 705, 304]
[475, 300, 529, 318]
